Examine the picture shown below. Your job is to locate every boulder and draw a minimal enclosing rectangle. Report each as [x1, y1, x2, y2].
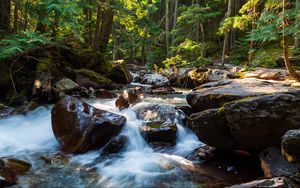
[94, 89, 117, 99]
[243, 68, 287, 81]
[133, 103, 185, 123]
[141, 121, 177, 144]
[188, 91, 300, 151]
[141, 74, 169, 86]
[229, 177, 299, 188]
[259, 147, 298, 178]
[75, 69, 112, 89]
[109, 60, 133, 84]
[55, 78, 79, 93]
[282, 129, 300, 163]
[103, 135, 128, 154]
[115, 89, 141, 110]
[51, 96, 126, 153]
[147, 86, 175, 95]
[0, 104, 14, 118]
[187, 78, 297, 112]
[188, 109, 236, 149]
[175, 106, 194, 117]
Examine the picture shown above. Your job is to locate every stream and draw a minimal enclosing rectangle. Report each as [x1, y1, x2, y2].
[0, 90, 208, 187]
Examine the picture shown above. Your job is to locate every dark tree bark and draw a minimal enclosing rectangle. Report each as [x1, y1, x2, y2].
[0, 0, 11, 34]
[13, 0, 18, 33]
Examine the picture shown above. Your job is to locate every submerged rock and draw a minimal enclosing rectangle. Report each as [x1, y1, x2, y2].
[141, 121, 177, 144]
[188, 91, 300, 151]
[282, 129, 300, 164]
[103, 135, 128, 154]
[51, 96, 126, 153]
[259, 147, 298, 178]
[187, 78, 297, 112]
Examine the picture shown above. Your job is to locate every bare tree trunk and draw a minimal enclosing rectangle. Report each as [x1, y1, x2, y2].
[171, 0, 178, 53]
[165, 0, 170, 58]
[295, 0, 300, 49]
[13, 0, 18, 33]
[92, 4, 102, 63]
[283, 0, 298, 78]
[221, 0, 234, 65]
[247, 3, 257, 64]
[0, 0, 11, 34]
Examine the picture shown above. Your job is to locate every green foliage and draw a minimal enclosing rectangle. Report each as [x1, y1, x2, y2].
[0, 32, 53, 61]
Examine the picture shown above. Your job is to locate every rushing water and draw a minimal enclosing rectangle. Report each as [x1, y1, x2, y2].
[0, 93, 203, 188]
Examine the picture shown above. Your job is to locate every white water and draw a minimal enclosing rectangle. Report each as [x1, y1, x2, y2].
[0, 96, 202, 187]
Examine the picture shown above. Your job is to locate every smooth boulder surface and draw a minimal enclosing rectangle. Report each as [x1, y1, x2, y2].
[141, 74, 169, 86]
[55, 78, 79, 93]
[282, 129, 300, 163]
[141, 121, 177, 144]
[115, 89, 141, 110]
[52, 96, 126, 153]
[229, 177, 299, 188]
[187, 78, 296, 112]
[188, 91, 300, 150]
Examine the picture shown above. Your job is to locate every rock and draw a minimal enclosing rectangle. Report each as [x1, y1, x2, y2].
[94, 89, 117, 99]
[55, 78, 79, 93]
[109, 60, 133, 84]
[188, 91, 300, 151]
[11, 101, 40, 115]
[133, 103, 185, 123]
[259, 147, 298, 178]
[188, 109, 236, 149]
[148, 86, 175, 95]
[75, 69, 113, 89]
[175, 106, 194, 117]
[2, 158, 32, 175]
[187, 78, 297, 112]
[229, 177, 299, 188]
[243, 68, 287, 81]
[206, 69, 233, 82]
[0, 103, 14, 118]
[51, 96, 126, 153]
[141, 121, 177, 144]
[291, 82, 300, 88]
[130, 72, 142, 83]
[103, 135, 128, 154]
[141, 74, 169, 86]
[115, 89, 141, 110]
[282, 129, 300, 163]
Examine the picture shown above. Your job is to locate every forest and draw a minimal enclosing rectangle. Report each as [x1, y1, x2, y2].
[0, 0, 300, 187]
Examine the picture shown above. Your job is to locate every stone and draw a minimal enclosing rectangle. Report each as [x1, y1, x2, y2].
[175, 106, 194, 117]
[109, 60, 133, 84]
[229, 177, 299, 188]
[188, 91, 300, 151]
[243, 68, 287, 81]
[75, 69, 112, 89]
[94, 89, 117, 99]
[187, 78, 297, 112]
[148, 86, 175, 95]
[55, 78, 79, 93]
[103, 135, 128, 154]
[141, 74, 169, 86]
[282, 129, 300, 163]
[115, 89, 141, 110]
[259, 147, 298, 178]
[0, 104, 14, 118]
[51, 96, 126, 153]
[141, 121, 177, 144]
[2, 158, 32, 175]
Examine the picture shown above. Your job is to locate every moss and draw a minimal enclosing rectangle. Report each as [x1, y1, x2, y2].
[221, 96, 256, 108]
[36, 57, 52, 74]
[75, 69, 113, 85]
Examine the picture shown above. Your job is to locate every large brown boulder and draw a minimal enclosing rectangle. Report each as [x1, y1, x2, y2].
[188, 91, 300, 151]
[109, 60, 133, 84]
[141, 121, 177, 144]
[229, 177, 299, 188]
[51, 96, 126, 153]
[75, 69, 112, 89]
[187, 78, 296, 112]
[282, 129, 300, 164]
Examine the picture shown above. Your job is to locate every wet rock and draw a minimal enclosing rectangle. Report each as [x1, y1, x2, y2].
[75, 69, 113, 89]
[175, 106, 194, 117]
[259, 147, 299, 178]
[282, 129, 300, 163]
[133, 103, 185, 123]
[141, 74, 169, 86]
[55, 78, 79, 93]
[115, 89, 141, 110]
[141, 121, 177, 144]
[51, 96, 126, 153]
[11, 101, 40, 115]
[148, 86, 175, 95]
[188, 109, 235, 149]
[229, 177, 299, 188]
[2, 158, 32, 175]
[0, 103, 14, 118]
[189, 145, 216, 161]
[40, 153, 70, 165]
[94, 89, 117, 99]
[187, 78, 297, 112]
[103, 135, 128, 154]
[188, 91, 300, 151]
[109, 60, 133, 84]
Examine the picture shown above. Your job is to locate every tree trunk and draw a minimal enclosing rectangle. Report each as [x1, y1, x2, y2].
[165, 0, 170, 58]
[92, 4, 102, 63]
[295, 0, 300, 49]
[13, 0, 18, 33]
[99, 6, 114, 56]
[0, 0, 11, 34]
[283, 0, 298, 78]
[171, 0, 178, 53]
[247, 3, 258, 65]
[221, 0, 234, 65]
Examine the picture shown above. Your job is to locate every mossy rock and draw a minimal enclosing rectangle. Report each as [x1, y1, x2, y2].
[35, 57, 58, 77]
[109, 60, 133, 84]
[75, 69, 113, 86]
[0, 64, 11, 98]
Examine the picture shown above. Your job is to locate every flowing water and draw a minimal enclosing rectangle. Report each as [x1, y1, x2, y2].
[0, 92, 204, 187]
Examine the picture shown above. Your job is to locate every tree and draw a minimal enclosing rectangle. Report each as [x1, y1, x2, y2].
[295, 0, 300, 49]
[165, 0, 170, 58]
[0, 0, 11, 33]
